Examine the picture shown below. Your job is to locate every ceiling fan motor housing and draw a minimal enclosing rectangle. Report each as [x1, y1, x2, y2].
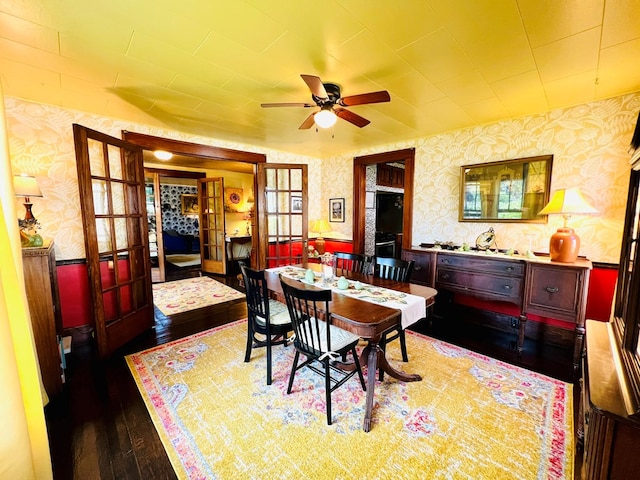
[313, 83, 341, 105]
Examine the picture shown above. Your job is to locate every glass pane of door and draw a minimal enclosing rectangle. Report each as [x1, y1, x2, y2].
[200, 177, 226, 274]
[145, 172, 165, 282]
[258, 164, 307, 268]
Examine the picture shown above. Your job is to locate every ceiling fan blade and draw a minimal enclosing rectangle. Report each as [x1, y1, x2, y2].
[334, 107, 370, 128]
[338, 90, 390, 107]
[261, 102, 315, 108]
[298, 112, 317, 130]
[301, 74, 328, 99]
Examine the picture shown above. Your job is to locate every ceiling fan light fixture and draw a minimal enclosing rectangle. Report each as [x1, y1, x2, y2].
[314, 109, 337, 128]
[153, 150, 173, 161]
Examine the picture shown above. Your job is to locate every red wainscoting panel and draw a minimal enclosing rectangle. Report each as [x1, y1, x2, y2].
[57, 263, 92, 328]
[55, 250, 615, 331]
[585, 265, 617, 322]
[317, 239, 353, 254]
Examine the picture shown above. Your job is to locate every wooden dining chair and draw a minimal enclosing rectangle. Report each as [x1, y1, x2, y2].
[240, 264, 292, 385]
[374, 257, 415, 378]
[280, 276, 366, 425]
[334, 251, 372, 275]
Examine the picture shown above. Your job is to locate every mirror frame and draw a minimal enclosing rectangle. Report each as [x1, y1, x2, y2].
[459, 154, 553, 223]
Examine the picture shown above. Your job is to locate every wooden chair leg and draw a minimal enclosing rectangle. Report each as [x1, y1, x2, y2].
[287, 351, 300, 394]
[379, 334, 387, 382]
[244, 325, 253, 363]
[399, 329, 408, 362]
[266, 342, 272, 385]
[325, 360, 332, 425]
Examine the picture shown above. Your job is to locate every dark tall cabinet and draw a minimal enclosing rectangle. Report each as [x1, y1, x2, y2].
[581, 143, 640, 478]
[22, 241, 63, 398]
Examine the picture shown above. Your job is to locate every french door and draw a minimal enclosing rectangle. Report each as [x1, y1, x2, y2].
[145, 170, 165, 282]
[73, 124, 154, 358]
[198, 177, 226, 275]
[257, 163, 308, 268]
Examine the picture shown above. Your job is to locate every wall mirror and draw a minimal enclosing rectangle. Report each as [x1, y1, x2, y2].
[459, 154, 553, 223]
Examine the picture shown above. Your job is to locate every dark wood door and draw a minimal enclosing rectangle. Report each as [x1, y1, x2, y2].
[257, 163, 308, 269]
[199, 177, 226, 275]
[73, 124, 154, 358]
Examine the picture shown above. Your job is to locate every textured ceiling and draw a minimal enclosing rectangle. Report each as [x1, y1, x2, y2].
[1, 0, 639, 157]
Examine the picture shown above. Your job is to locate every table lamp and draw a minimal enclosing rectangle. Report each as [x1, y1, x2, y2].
[311, 219, 331, 254]
[538, 187, 598, 263]
[242, 211, 252, 236]
[13, 174, 43, 229]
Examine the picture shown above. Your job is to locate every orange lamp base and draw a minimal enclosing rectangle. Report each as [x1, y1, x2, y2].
[549, 227, 580, 263]
[315, 236, 326, 255]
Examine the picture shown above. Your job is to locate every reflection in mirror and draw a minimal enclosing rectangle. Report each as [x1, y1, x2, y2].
[459, 155, 553, 222]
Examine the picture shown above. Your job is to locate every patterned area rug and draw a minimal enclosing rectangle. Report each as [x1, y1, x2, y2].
[165, 254, 201, 268]
[126, 320, 573, 479]
[152, 276, 245, 316]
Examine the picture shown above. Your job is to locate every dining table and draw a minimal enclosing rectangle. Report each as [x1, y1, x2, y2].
[263, 262, 437, 432]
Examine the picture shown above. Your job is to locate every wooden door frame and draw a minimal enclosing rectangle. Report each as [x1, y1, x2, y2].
[352, 148, 415, 254]
[123, 131, 266, 267]
[144, 167, 206, 281]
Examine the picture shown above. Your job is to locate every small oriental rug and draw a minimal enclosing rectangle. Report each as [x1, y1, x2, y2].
[152, 276, 244, 316]
[127, 320, 573, 479]
[165, 254, 201, 268]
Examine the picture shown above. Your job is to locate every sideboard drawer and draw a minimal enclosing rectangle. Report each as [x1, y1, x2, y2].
[437, 253, 525, 276]
[525, 264, 583, 321]
[436, 267, 523, 303]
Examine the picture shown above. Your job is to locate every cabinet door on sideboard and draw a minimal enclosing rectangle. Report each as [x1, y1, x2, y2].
[22, 242, 63, 398]
[402, 249, 434, 285]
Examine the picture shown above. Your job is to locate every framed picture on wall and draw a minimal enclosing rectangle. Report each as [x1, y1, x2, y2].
[329, 198, 345, 222]
[291, 194, 302, 213]
[224, 187, 244, 212]
[181, 194, 199, 215]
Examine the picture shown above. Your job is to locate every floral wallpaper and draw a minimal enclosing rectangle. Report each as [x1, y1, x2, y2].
[323, 93, 640, 264]
[159, 184, 198, 235]
[4, 99, 321, 260]
[5, 92, 640, 264]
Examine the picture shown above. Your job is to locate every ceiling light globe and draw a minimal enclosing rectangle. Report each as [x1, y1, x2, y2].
[153, 150, 173, 161]
[314, 109, 337, 128]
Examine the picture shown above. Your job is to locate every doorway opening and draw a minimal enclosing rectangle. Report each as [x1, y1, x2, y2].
[352, 149, 415, 257]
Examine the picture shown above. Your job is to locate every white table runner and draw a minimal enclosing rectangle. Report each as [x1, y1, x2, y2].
[268, 266, 426, 329]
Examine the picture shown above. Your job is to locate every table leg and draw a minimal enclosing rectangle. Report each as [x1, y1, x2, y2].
[363, 343, 378, 433]
[360, 341, 422, 432]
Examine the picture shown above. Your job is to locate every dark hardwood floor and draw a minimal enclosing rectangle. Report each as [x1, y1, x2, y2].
[45, 272, 583, 479]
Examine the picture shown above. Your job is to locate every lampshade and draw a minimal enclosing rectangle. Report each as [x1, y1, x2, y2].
[538, 188, 599, 218]
[13, 175, 43, 198]
[538, 188, 598, 263]
[314, 109, 337, 129]
[311, 219, 331, 234]
[311, 219, 331, 254]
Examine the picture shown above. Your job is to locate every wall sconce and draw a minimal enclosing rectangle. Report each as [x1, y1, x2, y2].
[538, 187, 598, 262]
[311, 219, 332, 254]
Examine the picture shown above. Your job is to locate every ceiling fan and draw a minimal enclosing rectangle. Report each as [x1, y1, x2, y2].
[260, 74, 390, 130]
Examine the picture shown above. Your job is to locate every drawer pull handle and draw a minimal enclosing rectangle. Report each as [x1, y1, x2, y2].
[546, 286, 559, 293]
[504, 285, 512, 290]
[443, 259, 451, 264]
[414, 265, 421, 271]
[506, 266, 514, 272]
[441, 273, 450, 280]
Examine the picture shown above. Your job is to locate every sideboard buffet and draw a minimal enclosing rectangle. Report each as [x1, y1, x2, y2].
[402, 246, 592, 375]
